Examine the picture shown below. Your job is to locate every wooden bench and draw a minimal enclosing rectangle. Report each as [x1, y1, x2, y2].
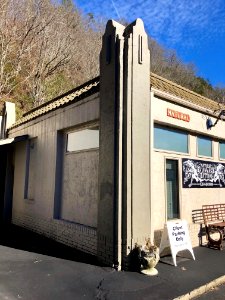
[192, 209, 206, 247]
[202, 204, 225, 250]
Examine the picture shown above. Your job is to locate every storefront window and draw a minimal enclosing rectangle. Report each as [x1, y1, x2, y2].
[154, 124, 188, 153]
[219, 142, 225, 159]
[197, 136, 212, 157]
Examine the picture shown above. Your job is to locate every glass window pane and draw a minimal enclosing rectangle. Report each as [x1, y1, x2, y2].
[166, 159, 179, 219]
[219, 142, 225, 159]
[154, 125, 188, 153]
[197, 136, 212, 157]
[67, 127, 99, 152]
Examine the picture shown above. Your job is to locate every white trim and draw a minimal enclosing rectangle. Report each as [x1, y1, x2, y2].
[0, 138, 14, 146]
[152, 87, 223, 118]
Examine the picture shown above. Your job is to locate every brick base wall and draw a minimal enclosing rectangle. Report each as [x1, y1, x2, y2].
[12, 211, 206, 266]
[12, 210, 97, 256]
[97, 234, 114, 266]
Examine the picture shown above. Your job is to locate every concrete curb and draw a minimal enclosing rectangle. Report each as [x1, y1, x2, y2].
[174, 275, 225, 300]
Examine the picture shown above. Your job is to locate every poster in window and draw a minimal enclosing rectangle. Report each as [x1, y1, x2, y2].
[182, 158, 225, 188]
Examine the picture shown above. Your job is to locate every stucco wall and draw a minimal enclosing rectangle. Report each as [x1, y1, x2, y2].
[61, 149, 99, 228]
[151, 94, 225, 246]
[10, 89, 225, 257]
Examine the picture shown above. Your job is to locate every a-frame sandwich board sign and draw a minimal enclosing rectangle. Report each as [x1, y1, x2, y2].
[159, 220, 195, 266]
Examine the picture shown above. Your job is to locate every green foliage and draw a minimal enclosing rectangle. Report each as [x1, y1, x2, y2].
[149, 36, 225, 101]
[44, 73, 74, 102]
[0, 0, 101, 114]
[192, 77, 213, 95]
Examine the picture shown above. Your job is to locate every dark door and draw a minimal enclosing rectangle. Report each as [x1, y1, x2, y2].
[166, 159, 180, 220]
[0, 147, 14, 223]
[0, 147, 7, 221]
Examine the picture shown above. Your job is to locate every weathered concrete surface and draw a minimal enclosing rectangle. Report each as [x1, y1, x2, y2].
[98, 19, 125, 267]
[0, 246, 108, 300]
[98, 18, 151, 268]
[62, 149, 99, 228]
[0, 225, 110, 300]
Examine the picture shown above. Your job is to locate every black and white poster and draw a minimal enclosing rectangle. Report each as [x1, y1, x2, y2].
[182, 158, 225, 188]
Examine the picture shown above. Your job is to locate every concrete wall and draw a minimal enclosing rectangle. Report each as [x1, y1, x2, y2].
[61, 149, 99, 228]
[10, 93, 99, 255]
[8, 18, 225, 265]
[98, 18, 151, 268]
[151, 94, 225, 247]
[9, 82, 225, 259]
[1, 102, 16, 139]
[9, 77, 225, 260]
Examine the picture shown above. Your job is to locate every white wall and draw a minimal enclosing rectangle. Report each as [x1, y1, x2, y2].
[151, 94, 225, 246]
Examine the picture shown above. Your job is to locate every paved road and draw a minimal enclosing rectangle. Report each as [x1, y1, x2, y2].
[195, 284, 225, 300]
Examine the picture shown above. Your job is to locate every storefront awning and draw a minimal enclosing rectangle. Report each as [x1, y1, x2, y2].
[0, 135, 28, 146]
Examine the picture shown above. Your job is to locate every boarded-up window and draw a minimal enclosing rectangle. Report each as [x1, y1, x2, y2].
[61, 125, 99, 227]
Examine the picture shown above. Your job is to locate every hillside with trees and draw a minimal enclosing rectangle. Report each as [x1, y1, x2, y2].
[149, 38, 225, 103]
[0, 0, 102, 116]
[0, 0, 224, 116]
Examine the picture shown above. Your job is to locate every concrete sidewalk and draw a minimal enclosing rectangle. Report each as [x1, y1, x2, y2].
[0, 225, 224, 300]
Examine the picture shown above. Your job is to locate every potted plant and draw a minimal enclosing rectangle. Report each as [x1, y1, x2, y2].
[139, 238, 160, 276]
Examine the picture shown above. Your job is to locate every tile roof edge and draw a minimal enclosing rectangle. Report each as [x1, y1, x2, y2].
[8, 72, 223, 131]
[11, 73, 220, 119]
[152, 87, 214, 115]
[150, 72, 218, 105]
[23, 76, 100, 117]
[9, 78, 100, 131]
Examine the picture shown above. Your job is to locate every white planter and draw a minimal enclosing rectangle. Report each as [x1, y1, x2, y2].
[141, 246, 160, 276]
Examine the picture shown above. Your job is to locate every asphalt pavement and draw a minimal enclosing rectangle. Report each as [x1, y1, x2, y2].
[195, 283, 225, 300]
[0, 224, 224, 300]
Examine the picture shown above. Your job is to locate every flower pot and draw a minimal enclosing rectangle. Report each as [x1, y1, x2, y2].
[141, 246, 160, 276]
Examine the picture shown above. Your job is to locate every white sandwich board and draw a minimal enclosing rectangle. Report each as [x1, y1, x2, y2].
[159, 220, 195, 266]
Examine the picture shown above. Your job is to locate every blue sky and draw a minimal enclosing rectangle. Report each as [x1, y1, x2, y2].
[74, 0, 225, 87]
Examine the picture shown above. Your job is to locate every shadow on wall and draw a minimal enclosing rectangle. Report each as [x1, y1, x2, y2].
[0, 224, 104, 267]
